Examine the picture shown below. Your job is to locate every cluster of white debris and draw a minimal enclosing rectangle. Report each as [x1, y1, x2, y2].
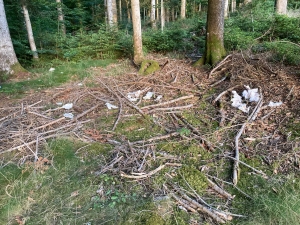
[231, 85, 282, 113]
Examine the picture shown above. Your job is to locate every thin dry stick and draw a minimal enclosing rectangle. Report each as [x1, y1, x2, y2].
[207, 178, 234, 200]
[74, 104, 101, 121]
[233, 95, 264, 185]
[120, 164, 166, 179]
[208, 54, 232, 78]
[27, 111, 53, 120]
[225, 155, 268, 179]
[169, 192, 197, 213]
[97, 79, 123, 130]
[147, 104, 194, 113]
[210, 76, 227, 87]
[0, 132, 72, 155]
[131, 132, 179, 144]
[170, 186, 227, 223]
[33, 117, 65, 131]
[213, 85, 240, 104]
[141, 95, 194, 109]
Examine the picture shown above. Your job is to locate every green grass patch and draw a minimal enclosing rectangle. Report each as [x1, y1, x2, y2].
[0, 59, 115, 95]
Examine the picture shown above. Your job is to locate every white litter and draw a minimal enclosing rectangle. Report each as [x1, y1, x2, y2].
[78, 83, 83, 86]
[62, 103, 73, 110]
[268, 101, 283, 107]
[56, 102, 63, 106]
[64, 113, 74, 119]
[49, 68, 55, 72]
[155, 95, 163, 101]
[105, 103, 118, 110]
[143, 92, 154, 100]
[231, 91, 249, 113]
[242, 86, 260, 102]
[127, 90, 141, 102]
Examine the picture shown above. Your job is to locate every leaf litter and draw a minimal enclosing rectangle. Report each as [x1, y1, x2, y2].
[0, 52, 300, 224]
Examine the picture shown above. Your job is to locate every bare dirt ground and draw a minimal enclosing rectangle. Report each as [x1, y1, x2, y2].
[0, 52, 300, 223]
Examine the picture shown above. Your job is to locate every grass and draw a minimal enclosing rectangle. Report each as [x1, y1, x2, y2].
[0, 59, 115, 95]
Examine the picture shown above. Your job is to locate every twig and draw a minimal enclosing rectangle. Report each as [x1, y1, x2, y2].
[141, 95, 195, 110]
[210, 76, 227, 87]
[206, 174, 252, 199]
[0, 132, 72, 155]
[208, 54, 232, 78]
[27, 111, 53, 120]
[33, 117, 65, 131]
[131, 132, 179, 144]
[213, 85, 240, 104]
[147, 104, 194, 114]
[225, 155, 268, 179]
[120, 163, 181, 179]
[207, 178, 234, 200]
[233, 94, 263, 185]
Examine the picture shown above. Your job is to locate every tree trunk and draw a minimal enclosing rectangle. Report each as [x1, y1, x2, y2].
[181, 0, 186, 19]
[156, 0, 159, 19]
[224, 0, 229, 18]
[107, 0, 118, 27]
[171, 7, 175, 21]
[231, 0, 236, 12]
[131, 0, 143, 64]
[0, 0, 24, 76]
[244, 0, 252, 4]
[195, 0, 226, 66]
[151, 0, 156, 29]
[166, 7, 170, 23]
[161, 0, 165, 31]
[22, 1, 38, 59]
[56, 0, 66, 36]
[125, 0, 131, 22]
[119, 0, 122, 21]
[276, 0, 287, 15]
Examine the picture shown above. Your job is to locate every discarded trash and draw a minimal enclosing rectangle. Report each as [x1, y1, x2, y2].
[63, 113, 74, 119]
[49, 68, 55, 72]
[242, 86, 260, 102]
[127, 90, 141, 102]
[155, 95, 163, 101]
[105, 103, 118, 110]
[62, 103, 73, 110]
[268, 101, 283, 107]
[56, 102, 63, 106]
[143, 92, 154, 100]
[231, 91, 249, 113]
[78, 83, 83, 86]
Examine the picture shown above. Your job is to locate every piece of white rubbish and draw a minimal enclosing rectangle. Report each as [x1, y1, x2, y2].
[62, 103, 73, 110]
[56, 102, 63, 106]
[155, 95, 163, 101]
[268, 101, 283, 107]
[143, 92, 154, 100]
[127, 90, 141, 102]
[49, 68, 55, 72]
[231, 91, 249, 113]
[64, 113, 74, 119]
[242, 86, 260, 102]
[105, 103, 118, 109]
[78, 83, 83, 86]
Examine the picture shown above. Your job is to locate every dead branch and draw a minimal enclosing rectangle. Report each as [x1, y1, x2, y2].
[207, 178, 234, 200]
[208, 54, 232, 78]
[213, 85, 240, 104]
[131, 132, 179, 145]
[147, 104, 194, 114]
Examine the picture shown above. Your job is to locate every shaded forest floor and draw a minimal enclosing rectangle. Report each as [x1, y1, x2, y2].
[0, 52, 300, 224]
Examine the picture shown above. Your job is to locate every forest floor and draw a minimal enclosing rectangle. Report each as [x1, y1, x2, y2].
[0, 52, 300, 225]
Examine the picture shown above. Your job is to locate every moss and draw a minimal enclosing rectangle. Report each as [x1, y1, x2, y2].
[139, 60, 160, 75]
[176, 165, 208, 194]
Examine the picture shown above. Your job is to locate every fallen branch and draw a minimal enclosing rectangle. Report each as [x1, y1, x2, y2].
[131, 132, 179, 145]
[213, 85, 240, 104]
[207, 178, 234, 200]
[208, 54, 232, 78]
[147, 104, 194, 114]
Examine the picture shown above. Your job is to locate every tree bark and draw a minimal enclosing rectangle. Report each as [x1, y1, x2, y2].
[195, 0, 226, 66]
[56, 0, 66, 36]
[22, 1, 38, 59]
[0, 0, 23, 75]
[181, 0, 186, 19]
[231, 0, 236, 12]
[276, 0, 287, 15]
[224, 0, 229, 18]
[161, 0, 165, 31]
[151, 0, 156, 29]
[131, 0, 143, 64]
[107, 0, 118, 27]
[119, 0, 122, 21]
